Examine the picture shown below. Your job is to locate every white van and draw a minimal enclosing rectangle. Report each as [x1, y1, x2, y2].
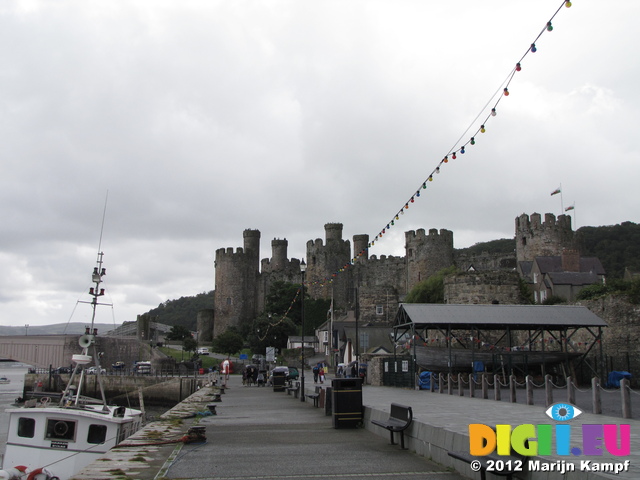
[197, 347, 210, 355]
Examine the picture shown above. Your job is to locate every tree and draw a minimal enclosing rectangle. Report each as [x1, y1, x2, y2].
[247, 313, 297, 354]
[166, 324, 192, 341]
[212, 328, 244, 356]
[405, 266, 457, 303]
[182, 336, 198, 354]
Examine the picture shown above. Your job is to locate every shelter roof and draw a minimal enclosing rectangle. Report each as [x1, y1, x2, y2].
[394, 303, 606, 330]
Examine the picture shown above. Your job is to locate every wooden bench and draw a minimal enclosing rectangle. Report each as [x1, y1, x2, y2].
[371, 403, 413, 449]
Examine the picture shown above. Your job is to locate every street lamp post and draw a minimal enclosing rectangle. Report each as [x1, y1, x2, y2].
[300, 259, 306, 402]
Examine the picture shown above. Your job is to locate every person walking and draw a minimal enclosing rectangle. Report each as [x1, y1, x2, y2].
[312, 364, 320, 384]
[319, 365, 325, 384]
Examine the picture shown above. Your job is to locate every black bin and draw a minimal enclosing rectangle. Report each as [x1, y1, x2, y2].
[331, 378, 362, 428]
[272, 371, 286, 391]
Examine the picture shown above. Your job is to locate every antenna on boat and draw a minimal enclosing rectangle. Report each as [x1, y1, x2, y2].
[59, 193, 111, 409]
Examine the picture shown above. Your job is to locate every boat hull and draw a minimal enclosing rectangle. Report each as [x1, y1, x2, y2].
[1, 404, 142, 480]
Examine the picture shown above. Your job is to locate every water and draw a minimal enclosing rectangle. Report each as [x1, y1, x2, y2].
[0, 363, 30, 463]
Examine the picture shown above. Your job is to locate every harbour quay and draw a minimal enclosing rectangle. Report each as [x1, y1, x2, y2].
[70, 375, 640, 480]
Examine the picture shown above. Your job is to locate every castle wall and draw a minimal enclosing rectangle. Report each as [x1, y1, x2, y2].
[197, 309, 214, 343]
[443, 271, 524, 305]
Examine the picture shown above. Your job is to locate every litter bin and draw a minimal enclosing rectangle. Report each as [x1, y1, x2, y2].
[272, 370, 287, 392]
[331, 378, 362, 428]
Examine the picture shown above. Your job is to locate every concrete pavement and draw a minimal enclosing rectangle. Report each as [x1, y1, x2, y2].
[70, 373, 640, 480]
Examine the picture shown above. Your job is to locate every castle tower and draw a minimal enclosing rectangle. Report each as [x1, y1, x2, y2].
[353, 234, 369, 263]
[515, 213, 574, 263]
[306, 223, 351, 310]
[213, 229, 261, 338]
[405, 228, 454, 291]
[270, 238, 288, 272]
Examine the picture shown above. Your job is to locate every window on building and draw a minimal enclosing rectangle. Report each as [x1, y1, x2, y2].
[226, 297, 232, 305]
[375, 305, 384, 316]
[17, 417, 35, 438]
[359, 332, 369, 352]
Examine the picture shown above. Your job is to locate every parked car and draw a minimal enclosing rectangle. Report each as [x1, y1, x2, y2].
[86, 366, 106, 375]
[197, 348, 210, 355]
[112, 361, 125, 370]
[286, 366, 299, 381]
[54, 366, 71, 374]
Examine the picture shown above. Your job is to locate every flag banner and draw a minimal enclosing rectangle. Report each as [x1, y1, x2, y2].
[565, 205, 574, 211]
[551, 187, 561, 196]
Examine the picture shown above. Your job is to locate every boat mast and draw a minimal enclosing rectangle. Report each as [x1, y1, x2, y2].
[59, 251, 109, 409]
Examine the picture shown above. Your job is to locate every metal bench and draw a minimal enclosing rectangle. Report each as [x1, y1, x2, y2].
[371, 403, 413, 449]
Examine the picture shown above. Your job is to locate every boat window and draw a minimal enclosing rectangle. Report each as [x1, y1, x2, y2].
[17, 417, 36, 438]
[45, 419, 76, 441]
[87, 424, 107, 444]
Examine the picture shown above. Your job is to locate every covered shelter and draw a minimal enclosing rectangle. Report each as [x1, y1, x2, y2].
[392, 303, 607, 383]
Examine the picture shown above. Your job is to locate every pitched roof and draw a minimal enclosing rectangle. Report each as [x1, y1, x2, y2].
[547, 272, 601, 286]
[394, 303, 606, 329]
[534, 256, 605, 275]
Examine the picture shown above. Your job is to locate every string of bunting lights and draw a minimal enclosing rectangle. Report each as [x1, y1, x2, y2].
[261, 0, 574, 336]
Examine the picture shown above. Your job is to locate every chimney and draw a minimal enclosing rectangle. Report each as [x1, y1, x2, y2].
[561, 249, 580, 272]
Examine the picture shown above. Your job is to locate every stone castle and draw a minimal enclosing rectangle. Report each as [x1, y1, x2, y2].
[203, 212, 577, 340]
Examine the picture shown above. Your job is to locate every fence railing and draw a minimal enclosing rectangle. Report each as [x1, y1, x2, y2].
[422, 372, 636, 419]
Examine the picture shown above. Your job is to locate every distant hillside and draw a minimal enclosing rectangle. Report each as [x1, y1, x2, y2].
[142, 291, 214, 331]
[0, 323, 118, 336]
[455, 238, 515, 256]
[577, 221, 640, 279]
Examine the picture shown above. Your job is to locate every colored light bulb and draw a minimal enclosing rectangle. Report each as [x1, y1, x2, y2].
[547, 22, 553, 31]
[410, 197, 415, 203]
[422, 182, 426, 189]
[404, 203, 409, 209]
[416, 191, 420, 197]
[428, 175, 433, 182]
[470, 137, 475, 145]
[480, 125, 486, 133]
[565, 1, 572, 7]
[435, 167, 440, 174]
[452, 153, 456, 159]
[516, 63, 521, 72]
[443, 156, 448, 163]
[491, 108, 496, 116]
[460, 146, 465, 154]
[504, 88, 509, 96]
[531, 43, 537, 53]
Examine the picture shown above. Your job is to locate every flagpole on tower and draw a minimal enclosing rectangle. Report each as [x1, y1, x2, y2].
[550, 184, 563, 214]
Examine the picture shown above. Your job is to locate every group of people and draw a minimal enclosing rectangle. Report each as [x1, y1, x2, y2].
[312, 363, 326, 384]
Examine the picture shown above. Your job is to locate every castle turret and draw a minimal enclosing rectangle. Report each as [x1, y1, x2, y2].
[405, 228, 454, 290]
[306, 223, 351, 310]
[353, 234, 369, 263]
[213, 229, 261, 337]
[270, 238, 288, 272]
[515, 213, 574, 263]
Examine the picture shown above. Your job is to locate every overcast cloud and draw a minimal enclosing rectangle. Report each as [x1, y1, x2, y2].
[1, 0, 638, 327]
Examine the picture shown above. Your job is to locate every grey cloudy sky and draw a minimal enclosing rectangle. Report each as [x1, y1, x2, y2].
[1, 0, 638, 327]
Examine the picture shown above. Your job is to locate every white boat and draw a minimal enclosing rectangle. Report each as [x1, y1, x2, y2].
[1, 251, 143, 480]
[0, 377, 10, 384]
